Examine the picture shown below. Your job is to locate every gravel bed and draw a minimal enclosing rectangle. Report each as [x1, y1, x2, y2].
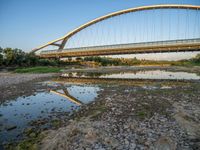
[0, 73, 56, 88]
[0, 73, 57, 102]
[40, 82, 200, 150]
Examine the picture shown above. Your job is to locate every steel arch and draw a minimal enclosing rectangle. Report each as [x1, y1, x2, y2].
[32, 4, 200, 53]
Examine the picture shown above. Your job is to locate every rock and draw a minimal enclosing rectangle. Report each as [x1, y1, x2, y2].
[6, 125, 17, 131]
[29, 132, 37, 138]
[85, 129, 97, 142]
[123, 124, 129, 129]
[3, 103, 8, 106]
[154, 136, 176, 150]
[130, 143, 136, 149]
[104, 137, 111, 144]
[124, 139, 129, 145]
[115, 127, 119, 132]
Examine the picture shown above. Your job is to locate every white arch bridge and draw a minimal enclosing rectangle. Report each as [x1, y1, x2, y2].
[32, 4, 200, 58]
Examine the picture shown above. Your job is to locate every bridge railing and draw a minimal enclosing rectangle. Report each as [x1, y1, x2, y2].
[40, 38, 200, 54]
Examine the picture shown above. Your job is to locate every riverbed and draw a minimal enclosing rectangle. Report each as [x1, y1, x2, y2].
[0, 66, 200, 149]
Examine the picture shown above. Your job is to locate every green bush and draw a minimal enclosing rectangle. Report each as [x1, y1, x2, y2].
[193, 54, 200, 63]
[14, 66, 62, 73]
[84, 56, 121, 66]
[0, 47, 67, 67]
[0, 52, 3, 66]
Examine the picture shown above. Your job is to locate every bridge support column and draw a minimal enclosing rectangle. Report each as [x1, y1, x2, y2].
[58, 38, 68, 50]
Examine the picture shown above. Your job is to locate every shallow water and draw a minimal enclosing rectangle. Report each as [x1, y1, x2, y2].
[0, 83, 100, 143]
[61, 70, 200, 80]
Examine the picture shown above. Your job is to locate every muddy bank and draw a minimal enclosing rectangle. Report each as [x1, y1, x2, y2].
[0, 73, 58, 103]
[39, 80, 200, 150]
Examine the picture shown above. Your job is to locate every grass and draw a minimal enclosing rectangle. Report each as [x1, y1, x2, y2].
[137, 111, 146, 118]
[14, 66, 63, 73]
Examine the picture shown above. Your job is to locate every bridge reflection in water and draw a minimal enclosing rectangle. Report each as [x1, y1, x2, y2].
[60, 70, 200, 80]
[49, 70, 200, 100]
[49, 68, 200, 105]
[50, 84, 84, 106]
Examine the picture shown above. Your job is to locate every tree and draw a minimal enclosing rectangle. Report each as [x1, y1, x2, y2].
[24, 53, 39, 66]
[3, 48, 26, 66]
[195, 54, 200, 59]
[194, 54, 200, 63]
[0, 47, 2, 53]
[0, 47, 66, 67]
[12, 49, 26, 66]
[0, 47, 3, 65]
[3, 48, 14, 65]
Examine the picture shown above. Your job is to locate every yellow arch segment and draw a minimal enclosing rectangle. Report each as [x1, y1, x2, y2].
[32, 4, 200, 53]
[50, 90, 82, 105]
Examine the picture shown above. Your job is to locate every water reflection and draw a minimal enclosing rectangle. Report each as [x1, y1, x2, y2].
[61, 70, 200, 80]
[0, 83, 100, 144]
[50, 84, 84, 106]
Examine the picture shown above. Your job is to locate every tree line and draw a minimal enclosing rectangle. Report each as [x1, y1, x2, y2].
[1, 47, 200, 67]
[84, 54, 200, 66]
[0, 47, 64, 67]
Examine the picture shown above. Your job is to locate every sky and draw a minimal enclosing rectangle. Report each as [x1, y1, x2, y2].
[0, 0, 200, 60]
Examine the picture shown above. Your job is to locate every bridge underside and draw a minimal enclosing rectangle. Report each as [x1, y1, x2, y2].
[39, 43, 200, 58]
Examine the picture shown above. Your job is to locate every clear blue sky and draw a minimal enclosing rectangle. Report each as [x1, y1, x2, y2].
[0, 0, 200, 52]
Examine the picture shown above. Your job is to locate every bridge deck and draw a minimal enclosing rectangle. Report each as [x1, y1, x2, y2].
[39, 39, 200, 58]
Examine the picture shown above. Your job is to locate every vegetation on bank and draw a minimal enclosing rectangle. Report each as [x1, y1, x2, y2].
[14, 66, 63, 73]
[83, 54, 200, 66]
[184, 54, 200, 66]
[0, 47, 79, 67]
[0, 47, 81, 74]
[1, 47, 200, 71]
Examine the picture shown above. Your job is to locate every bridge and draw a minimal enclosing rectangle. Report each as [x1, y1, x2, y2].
[32, 4, 200, 58]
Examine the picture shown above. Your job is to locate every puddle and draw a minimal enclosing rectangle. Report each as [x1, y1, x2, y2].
[61, 70, 200, 80]
[142, 85, 159, 90]
[0, 83, 101, 144]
